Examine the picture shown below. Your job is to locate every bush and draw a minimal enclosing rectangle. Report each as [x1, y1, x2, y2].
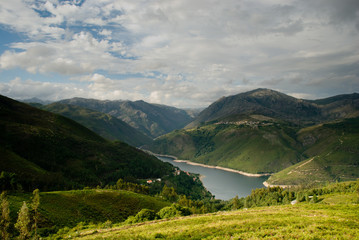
[125, 209, 157, 224]
[158, 204, 191, 219]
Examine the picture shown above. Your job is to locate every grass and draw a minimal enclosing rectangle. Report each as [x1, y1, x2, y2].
[8, 189, 170, 230]
[65, 203, 359, 240]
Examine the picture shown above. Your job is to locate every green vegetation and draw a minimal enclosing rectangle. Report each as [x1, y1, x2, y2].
[149, 121, 303, 174]
[148, 117, 359, 184]
[267, 118, 359, 185]
[45, 181, 359, 240]
[0, 95, 173, 191]
[43, 103, 152, 147]
[7, 189, 170, 235]
[71, 204, 359, 240]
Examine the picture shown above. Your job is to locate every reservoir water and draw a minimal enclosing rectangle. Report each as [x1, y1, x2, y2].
[157, 156, 269, 200]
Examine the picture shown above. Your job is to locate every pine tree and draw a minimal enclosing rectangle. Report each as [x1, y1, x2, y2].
[232, 195, 240, 210]
[15, 202, 30, 240]
[32, 189, 40, 239]
[0, 192, 11, 240]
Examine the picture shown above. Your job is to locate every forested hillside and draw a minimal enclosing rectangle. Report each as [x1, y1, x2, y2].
[0, 95, 172, 191]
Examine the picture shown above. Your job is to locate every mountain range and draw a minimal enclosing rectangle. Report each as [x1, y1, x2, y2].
[147, 88, 359, 185]
[3, 88, 359, 188]
[57, 98, 194, 138]
[187, 88, 359, 128]
[42, 103, 153, 147]
[0, 95, 173, 191]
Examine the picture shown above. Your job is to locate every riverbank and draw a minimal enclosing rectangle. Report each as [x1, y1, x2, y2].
[174, 160, 271, 177]
[149, 151, 271, 178]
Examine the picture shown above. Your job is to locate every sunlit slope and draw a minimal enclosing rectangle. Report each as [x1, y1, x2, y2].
[77, 203, 359, 240]
[267, 118, 359, 185]
[150, 121, 303, 174]
[9, 189, 170, 230]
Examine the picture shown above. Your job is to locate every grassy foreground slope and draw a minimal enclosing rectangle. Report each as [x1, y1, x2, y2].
[74, 203, 359, 240]
[9, 189, 170, 231]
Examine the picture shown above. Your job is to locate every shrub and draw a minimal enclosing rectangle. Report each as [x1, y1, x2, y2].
[158, 204, 191, 219]
[125, 209, 157, 224]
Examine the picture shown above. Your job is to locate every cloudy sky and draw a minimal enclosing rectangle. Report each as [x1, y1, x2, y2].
[0, 0, 358, 107]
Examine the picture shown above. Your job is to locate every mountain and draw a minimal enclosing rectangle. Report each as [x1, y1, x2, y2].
[266, 118, 359, 185]
[43, 103, 152, 147]
[21, 97, 52, 105]
[148, 117, 303, 174]
[147, 89, 359, 184]
[187, 88, 359, 128]
[57, 98, 193, 138]
[0, 95, 172, 191]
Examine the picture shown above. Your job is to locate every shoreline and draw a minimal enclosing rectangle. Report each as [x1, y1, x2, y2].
[174, 160, 271, 177]
[152, 152, 271, 178]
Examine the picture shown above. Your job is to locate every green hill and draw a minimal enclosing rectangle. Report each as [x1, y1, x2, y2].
[148, 117, 303, 174]
[43, 103, 152, 147]
[267, 118, 359, 185]
[8, 189, 170, 233]
[147, 116, 359, 183]
[58, 98, 193, 138]
[49, 181, 359, 240]
[74, 204, 359, 240]
[0, 95, 172, 191]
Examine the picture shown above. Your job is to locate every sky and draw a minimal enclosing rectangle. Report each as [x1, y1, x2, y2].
[0, 0, 358, 108]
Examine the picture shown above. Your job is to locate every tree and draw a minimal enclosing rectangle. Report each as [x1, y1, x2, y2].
[32, 189, 40, 239]
[161, 185, 178, 202]
[15, 202, 31, 240]
[0, 192, 11, 240]
[232, 195, 240, 210]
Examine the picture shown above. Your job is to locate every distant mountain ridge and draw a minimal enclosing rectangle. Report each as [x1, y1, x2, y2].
[43, 103, 153, 147]
[187, 89, 359, 128]
[58, 98, 193, 138]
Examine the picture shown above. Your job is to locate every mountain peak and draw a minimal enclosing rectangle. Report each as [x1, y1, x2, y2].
[186, 89, 359, 128]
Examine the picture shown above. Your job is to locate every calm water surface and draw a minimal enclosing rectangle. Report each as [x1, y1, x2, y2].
[157, 156, 268, 200]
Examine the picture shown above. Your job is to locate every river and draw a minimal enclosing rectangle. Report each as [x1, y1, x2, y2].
[157, 156, 269, 200]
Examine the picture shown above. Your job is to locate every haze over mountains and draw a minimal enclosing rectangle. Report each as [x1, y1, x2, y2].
[57, 98, 194, 138]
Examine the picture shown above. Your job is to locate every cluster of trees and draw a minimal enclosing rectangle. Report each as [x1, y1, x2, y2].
[0, 189, 40, 240]
[111, 179, 150, 195]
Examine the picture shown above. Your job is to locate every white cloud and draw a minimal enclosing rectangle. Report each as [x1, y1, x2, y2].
[0, 0, 358, 107]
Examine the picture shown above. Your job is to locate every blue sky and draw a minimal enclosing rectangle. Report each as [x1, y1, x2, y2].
[0, 0, 358, 108]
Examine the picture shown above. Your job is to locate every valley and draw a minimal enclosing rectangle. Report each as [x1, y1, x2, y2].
[1, 88, 358, 239]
